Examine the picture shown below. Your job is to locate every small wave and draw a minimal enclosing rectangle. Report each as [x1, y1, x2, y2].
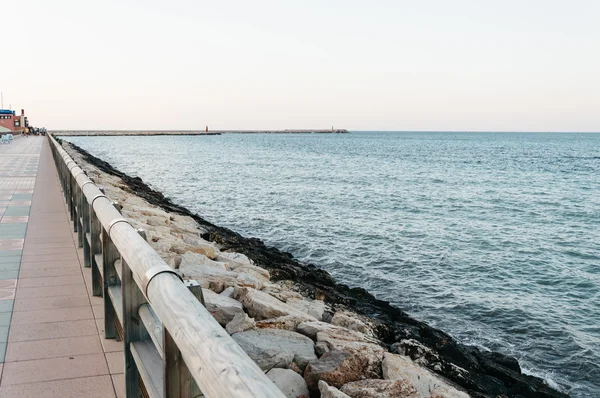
[521, 367, 565, 392]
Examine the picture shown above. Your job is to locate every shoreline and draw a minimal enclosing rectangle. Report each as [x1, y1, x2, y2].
[58, 137, 568, 398]
[52, 129, 349, 136]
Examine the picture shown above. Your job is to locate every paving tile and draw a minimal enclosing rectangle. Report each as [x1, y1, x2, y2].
[17, 275, 83, 288]
[22, 241, 73, 248]
[105, 351, 124, 374]
[0, 251, 21, 258]
[15, 284, 88, 299]
[1, 353, 109, 385]
[5, 335, 103, 362]
[92, 305, 104, 320]
[0, 256, 20, 265]
[111, 373, 125, 398]
[0, 313, 11, 327]
[17, 267, 81, 278]
[13, 295, 90, 312]
[8, 319, 98, 342]
[0, 375, 116, 398]
[19, 260, 82, 270]
[0, 263, 19, 272]
[3, 207, 30, 217]
[0, 271, 18, 280]
[0, 301, 13, 313]
[21, 248, 78, 257]
[95, 319, 123, 353]
[9, 306, 93, 325]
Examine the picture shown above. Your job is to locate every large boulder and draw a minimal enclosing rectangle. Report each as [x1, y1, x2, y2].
[216, 251, 254, 269]
[236, 272, 264, 290]
[180, 252, 229, 272]
[172, 242, 218, 259]
[232, 329, 316, 371]
[382, 353, 470, 398]
[263, 287, 304, 303]
[297, 321, 380, 345]
[304, 350, 367, 392]
[234, 287, 317, 321]
[331, 311, 371, 335]
[235, 265, 271, 281]
[266, 368, 310, 398]
[318, 336, 384, 379]
[225, 312, 255, 335]
[286, 298, 326, 320]
[299, 321, 384, 379]
[201, 288, 244, 326]
[340, 379, 417, 398]
[318, 380, 351, 398]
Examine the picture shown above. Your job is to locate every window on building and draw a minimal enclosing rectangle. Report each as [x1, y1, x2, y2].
[14, 120, 20, 127]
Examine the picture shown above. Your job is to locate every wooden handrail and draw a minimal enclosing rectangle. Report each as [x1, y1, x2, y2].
[48, 134, 284, 398]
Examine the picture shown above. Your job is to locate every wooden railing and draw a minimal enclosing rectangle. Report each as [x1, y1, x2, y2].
[48, 135, 284, 398]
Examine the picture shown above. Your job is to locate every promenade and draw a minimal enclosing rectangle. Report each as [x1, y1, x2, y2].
[0, 136, 122, 397]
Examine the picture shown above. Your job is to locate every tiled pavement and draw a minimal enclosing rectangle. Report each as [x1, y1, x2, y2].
[0, 136, 124, 397]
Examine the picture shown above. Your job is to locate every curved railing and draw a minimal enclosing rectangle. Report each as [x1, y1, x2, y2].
[48, 134, 284, 398]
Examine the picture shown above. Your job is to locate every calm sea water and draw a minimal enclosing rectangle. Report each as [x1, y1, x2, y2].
[64, 132, 600, 397]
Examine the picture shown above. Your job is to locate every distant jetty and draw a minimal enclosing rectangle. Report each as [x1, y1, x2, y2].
[53, 129, 349, 136]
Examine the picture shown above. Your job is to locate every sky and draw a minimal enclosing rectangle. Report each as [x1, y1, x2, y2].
[1, 0, 599, 132]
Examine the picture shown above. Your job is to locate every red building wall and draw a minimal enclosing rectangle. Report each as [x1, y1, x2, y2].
[0, 112, 24, 132]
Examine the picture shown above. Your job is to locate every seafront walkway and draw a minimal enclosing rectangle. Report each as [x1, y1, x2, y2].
[0, 135, 122, 397]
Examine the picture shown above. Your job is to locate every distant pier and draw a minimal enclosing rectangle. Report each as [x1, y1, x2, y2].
[53, 129, 349, 136]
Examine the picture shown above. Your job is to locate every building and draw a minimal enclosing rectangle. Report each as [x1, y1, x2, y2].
[0, 109, 28, 133]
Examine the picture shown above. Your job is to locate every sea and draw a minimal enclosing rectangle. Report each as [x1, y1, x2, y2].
[63, 132, 600, 397]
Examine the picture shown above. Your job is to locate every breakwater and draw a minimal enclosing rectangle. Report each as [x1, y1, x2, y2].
[59, 135, 569, 398]
[53, 129, 348, 136]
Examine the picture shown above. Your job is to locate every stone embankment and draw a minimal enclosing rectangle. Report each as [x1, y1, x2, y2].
[59, 138, 569, 398]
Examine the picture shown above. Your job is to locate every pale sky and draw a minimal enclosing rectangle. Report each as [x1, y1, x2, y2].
[2, 0, 599, 131]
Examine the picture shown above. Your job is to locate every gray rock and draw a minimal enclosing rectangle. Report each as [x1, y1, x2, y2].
[263, 288, 303, 303]
[304, 350, 367, 392]
[315, 341, 330, 357]
[235, 265, 271, 281]
[318, 380, 351, 398]
[146, 215, 170, 227]
[235, 287, 316, 321]
[232, 329, 317, 371]
[286, 298, 326, 320]
[225, 312, 255, 335]
[215, 251, 254, 269]
[236, 273, 263, 290]
[340, 379, 418, 398]
[297, 321, 380, 345]
[220, 286, 235, 298]
[317, 334, 385, 379]
[180, 252, 228, 271]
[266, 368, 310, 398]
[331, 311, 370, 335]
[202, 288, 244, 326]
[382, 352, 470, 398]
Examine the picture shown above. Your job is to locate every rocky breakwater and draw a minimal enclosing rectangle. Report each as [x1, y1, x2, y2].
[59, 138, 569, 398]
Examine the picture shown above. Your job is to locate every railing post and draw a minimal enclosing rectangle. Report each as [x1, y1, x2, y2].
[77, 183, 85, 248]
[164, 280, 204, 398]
[102, 225, 120, 340]
[124, 229, 150, 398]
[91, 208, 103, 296]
